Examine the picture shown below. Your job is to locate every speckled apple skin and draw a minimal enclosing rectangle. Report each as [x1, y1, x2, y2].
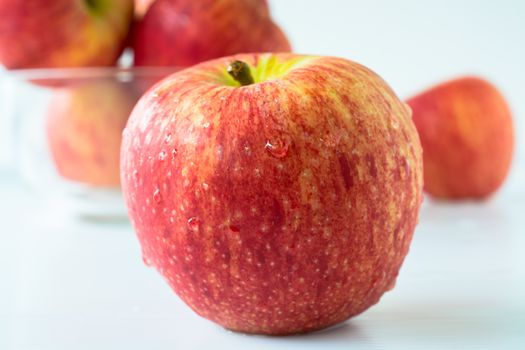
[121, 53, 423, 335]
[47, 81, 136, 187]
[407, 77, 514, 200]
[0, 0, 133, 69]
[133, 0, 290, 67]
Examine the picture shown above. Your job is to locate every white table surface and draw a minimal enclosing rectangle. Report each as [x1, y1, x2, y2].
[1, 1, 525, 349]
[1, 165, 524, 350]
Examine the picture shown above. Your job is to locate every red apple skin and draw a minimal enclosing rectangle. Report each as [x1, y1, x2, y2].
[0, 0, 133, 69]
[407, 77, 514, 200]
[121, 53, 423, 334]
[47, 80, 138, 187]
[133, 0, 291, 67]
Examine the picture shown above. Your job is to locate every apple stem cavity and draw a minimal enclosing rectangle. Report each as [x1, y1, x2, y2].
[227, 60, 255, 86]
[85, 0, 97, 10]
[84, 0, 106, 15]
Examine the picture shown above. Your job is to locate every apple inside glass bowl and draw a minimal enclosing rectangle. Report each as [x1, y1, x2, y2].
[4, 67, 178, 220]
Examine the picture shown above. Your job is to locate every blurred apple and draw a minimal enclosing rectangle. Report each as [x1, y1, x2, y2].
[0, 0, 134, 69]
[407, 77, 514, 199]
[121, 53, 423, 334]
[133, 0, 291, 67]
[47, 80, 138, 187]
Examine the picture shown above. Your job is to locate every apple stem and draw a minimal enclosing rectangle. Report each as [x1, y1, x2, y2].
[227, 60, 254, 86]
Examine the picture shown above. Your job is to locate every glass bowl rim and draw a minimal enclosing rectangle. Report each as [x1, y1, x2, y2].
[0, 66, 184, 81]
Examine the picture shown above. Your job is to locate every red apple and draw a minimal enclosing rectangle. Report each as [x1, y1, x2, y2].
[121, 53, 423, 334]
[0, 0, 134, 69]
[133, 0, 291, 67]
[407, 77, 514, 199]
[47, 80, 138, 187]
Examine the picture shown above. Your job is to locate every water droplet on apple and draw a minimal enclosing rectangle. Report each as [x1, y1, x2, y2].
[153, 188, 162, 203]
[216, 145, 223, 159]
[243, 142, 251, 156]
[390, 118, 400, 130]
[164, 133, 172, 144]
[386, 279, 396, 291]
[187, 217, 200, 232]
[147, 155, 155, 167]
[265, 136, 291, 158]
[171, 148, 178, 160]
[142, 255, 153, 267]
[229, 225, 240, 233]
[145, 131, 153, 145]
[132, 169, 139, 181]
[158, 150, 167, 161]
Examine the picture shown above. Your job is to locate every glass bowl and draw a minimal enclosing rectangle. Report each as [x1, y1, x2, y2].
[3, 67, 180, 221]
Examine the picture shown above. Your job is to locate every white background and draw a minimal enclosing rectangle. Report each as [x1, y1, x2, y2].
[1, 1, 525, 349]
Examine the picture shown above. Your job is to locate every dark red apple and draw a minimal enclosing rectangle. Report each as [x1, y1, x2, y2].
[121, 53, 423, 334]
[133, 0, 291, 67]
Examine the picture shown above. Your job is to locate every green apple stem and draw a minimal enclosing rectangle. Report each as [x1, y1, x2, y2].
[227, 60, 254, 86]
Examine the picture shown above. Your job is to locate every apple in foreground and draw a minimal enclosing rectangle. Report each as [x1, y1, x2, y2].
[0, 0, 133, 69]
[407, 77, 514, 199]
[133, 0, 291, 67]
[47, 80, 137, 187]
[121, 53, 423, 334]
